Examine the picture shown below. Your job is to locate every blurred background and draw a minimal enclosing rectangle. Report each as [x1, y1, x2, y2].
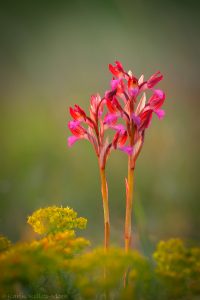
[0, 0, 199, 254]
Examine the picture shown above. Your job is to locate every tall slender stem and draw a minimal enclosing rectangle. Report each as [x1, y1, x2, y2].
[125, 118, 135, 252]
[99, 166, 110, 250]
[125, 158, 134, 252]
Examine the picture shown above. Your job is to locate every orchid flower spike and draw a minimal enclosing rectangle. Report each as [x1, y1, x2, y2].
[68, 93, 132, 169]
[105, 60, 165, 168]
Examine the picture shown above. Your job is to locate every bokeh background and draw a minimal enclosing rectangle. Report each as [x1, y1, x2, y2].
[0, 0, 199, 254]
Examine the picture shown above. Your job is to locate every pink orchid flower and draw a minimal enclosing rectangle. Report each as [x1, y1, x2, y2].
[68, 92, 133, 250]
[67, 61, 166, 253]
[68, 94, 132, 169]
[106, 61, 166, 252]
[105, 61, 165, 169]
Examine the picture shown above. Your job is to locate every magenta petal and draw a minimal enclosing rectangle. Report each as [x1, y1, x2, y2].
[119, 146, 133, 155]
[111, 124, 126, 131]
[154, 89, 165, 99]
[129, 87, 139, 97]
[154, 109, 165, 119]
[132, 113, 141, 127]
[104, 113, 118, 125]
[68, 120, 81, 129]
[111, 78, 120, 90]
[68, 136, 79, 147]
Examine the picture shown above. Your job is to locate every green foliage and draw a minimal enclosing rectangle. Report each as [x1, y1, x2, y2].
[0, 208, 200, 299]
[69, 247, 156, 300]
[153, 238, 200, 299]
[0, 206, 89, 298]
[0, 235, 11, 252]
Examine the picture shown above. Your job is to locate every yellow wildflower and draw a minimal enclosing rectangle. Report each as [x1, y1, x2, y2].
[27, 206, 87, 235]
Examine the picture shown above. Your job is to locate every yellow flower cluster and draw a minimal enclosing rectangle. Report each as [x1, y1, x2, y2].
[0, 235, 11, 252]
[1, 205, 200, 300]
[0, 241, 63, 295]
[32, 231, 90, 258]
[0, 228, 89, 295]
[153, 238, 200, 298]
[69, 247, 152, 300]
[27, 206, 87, 235]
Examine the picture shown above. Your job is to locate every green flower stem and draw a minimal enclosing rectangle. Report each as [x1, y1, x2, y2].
[99, 167, 110, 250]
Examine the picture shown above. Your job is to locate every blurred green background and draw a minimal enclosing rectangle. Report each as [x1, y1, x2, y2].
[0, 0, 199, 253]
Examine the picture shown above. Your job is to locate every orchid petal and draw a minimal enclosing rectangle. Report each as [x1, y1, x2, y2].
[108, 61, 124, 78]
[110, 124, 126, 131]
[132, 113, 141, 127]
[149, 89, 165, 110]
[119, 146, 133, 155]
[68, 120, 80, 129]
[115, 60, 124, 70]
[128, 70, 133, 77]
[105, 89, 116, 100]
[90, 94, 102, 112]
[129, 87, 139, 97]
[106, 99, 117, 113]
[118, 130, 128, 146]
[69, 105, 86, 121]
[138, 74, 144, 85]
[154, 109, 165, 119]
[135, 93, 146, 115]
[147, 71, 163, 88]
[128, 77, 139, 97]
[104, 113, 118, 125]
[109, 64, 120, 77]
[154, 89, 165, 98]
[139, 109, 153, 130]
[67, 136, 80, 147]
[132, 132, 144, 161]
[90, 93, 104, 121]
[87, 127, 99, 155]
[68, 120, 86, 136]
[111, 78, 120, 90]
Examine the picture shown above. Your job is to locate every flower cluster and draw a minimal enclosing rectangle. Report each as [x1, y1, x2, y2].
[68, 61, 166, 250]
[33, 231, 90, 257]
[0, 207, 89, 296]
[153, 239, 200, 298]
[1, 210, 200, 300]
[68, 94, 131, 169]
[0, 235, 11, 252]
[68, 61, 165, 169]
[27, 206, 87, 235]
[104, 61, 165, 168]
[69, 247, 152, 300]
